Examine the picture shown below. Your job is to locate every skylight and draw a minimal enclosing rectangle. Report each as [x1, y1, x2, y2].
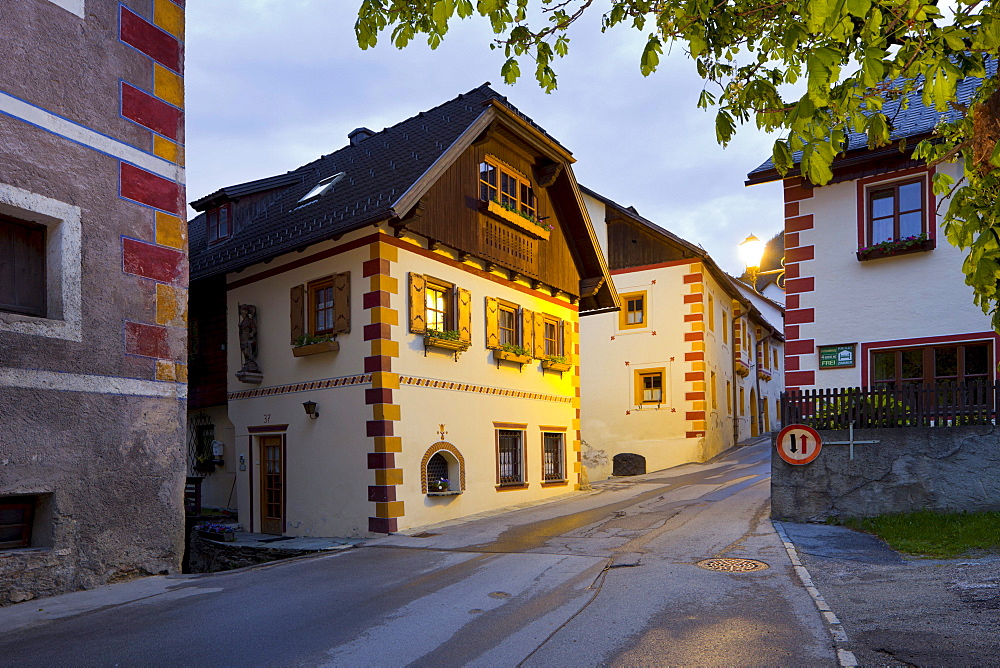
[298, 172, 345, 203]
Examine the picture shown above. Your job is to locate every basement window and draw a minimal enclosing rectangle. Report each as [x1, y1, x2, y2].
[0, 495, 39, 549]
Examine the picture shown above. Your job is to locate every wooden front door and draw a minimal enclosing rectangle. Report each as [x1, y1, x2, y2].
[259, 436, 283, 535]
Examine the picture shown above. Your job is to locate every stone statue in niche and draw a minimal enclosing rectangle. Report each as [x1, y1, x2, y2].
[235, 303, 263, 384]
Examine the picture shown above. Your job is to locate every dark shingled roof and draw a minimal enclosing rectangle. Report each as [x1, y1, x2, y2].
[746, 66, 994, 185]
[188, 84, 568, 280]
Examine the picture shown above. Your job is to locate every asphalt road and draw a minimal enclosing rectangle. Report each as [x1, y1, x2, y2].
[0, 440, 837, 666]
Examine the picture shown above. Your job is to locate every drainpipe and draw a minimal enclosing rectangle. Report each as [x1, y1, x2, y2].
[731, 309, 741, 447]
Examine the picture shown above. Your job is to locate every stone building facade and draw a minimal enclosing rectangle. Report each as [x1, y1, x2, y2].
[0, 0, 187, 605]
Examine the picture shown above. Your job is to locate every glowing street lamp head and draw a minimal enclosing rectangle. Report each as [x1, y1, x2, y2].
[739, 234, 765, 270]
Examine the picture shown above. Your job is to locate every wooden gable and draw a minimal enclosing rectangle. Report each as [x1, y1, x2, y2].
[606, 217, 698, 271]
[401, 124, 582, 297]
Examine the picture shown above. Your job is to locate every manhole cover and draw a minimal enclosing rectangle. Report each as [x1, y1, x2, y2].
[696, 558, 769, 572]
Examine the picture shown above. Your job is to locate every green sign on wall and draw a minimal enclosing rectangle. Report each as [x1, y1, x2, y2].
[819, 343, 856, 369]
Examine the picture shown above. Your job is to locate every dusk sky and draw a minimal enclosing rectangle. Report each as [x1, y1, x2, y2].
[185, 2, 785, 275]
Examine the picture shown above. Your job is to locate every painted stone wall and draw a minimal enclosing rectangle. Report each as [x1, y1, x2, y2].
[0, 0, 187, 605]
[771, 426, 1000, 522]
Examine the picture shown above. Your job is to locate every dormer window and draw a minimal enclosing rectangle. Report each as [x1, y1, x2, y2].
[206, 204, 231, 244]
[299, 172, 345, 204]
[479, 157, 535, 220]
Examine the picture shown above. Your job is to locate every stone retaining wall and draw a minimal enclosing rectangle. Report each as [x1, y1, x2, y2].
[771, 425, 1000, 522]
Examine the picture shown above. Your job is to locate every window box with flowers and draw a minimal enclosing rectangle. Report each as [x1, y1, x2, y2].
[493, 343, 532, 368]
[541, 355, 572, 373]
[425, 329, 470, 355]
[857, 234, 934, 261]
[292, 333, 340, 357]
[480, 199, 553, 240]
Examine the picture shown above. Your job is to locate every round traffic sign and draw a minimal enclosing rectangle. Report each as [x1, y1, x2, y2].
[776, 424, 822, 465]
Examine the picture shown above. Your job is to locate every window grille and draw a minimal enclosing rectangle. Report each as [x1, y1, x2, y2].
[498, 430, 523, 484]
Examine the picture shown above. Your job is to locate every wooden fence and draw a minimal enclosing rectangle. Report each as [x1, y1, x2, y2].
[781, 381, 998, 429]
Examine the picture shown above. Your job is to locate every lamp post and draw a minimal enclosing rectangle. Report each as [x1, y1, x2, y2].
[739, 234, 785, 292]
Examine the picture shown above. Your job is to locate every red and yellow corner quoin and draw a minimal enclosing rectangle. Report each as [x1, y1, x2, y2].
[682, 261, 707, 439]
[365, 238, 403, 534]
[117, 0, 188, 382]
[572, 321, 583, 488]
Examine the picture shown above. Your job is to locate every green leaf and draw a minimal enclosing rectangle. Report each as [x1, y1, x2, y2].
[640, 36, 662, 76]
[501, 57, 521, 84]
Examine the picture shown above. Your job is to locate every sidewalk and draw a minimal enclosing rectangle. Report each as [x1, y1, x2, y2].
[778, 521, 1000, 665]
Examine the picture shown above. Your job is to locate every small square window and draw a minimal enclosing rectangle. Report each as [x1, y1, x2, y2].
[634, 368, 666, 405]
[0, 496, 36, 549]
[618, 291, 647, 330]
[867, 179, 925, 244]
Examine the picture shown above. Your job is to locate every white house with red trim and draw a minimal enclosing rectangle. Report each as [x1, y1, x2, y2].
[747, 81, 996, 394]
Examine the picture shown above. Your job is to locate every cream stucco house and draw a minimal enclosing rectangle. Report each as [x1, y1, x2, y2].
[578, 189, 783, 481]
[746, 75, 996, 396]
[186, 85, 617, 536]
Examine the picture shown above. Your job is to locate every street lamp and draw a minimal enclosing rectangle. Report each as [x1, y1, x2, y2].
[739, 234, 784, 292]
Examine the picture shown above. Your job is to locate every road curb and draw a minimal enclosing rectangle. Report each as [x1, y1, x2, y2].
[772, 520, 857, 667]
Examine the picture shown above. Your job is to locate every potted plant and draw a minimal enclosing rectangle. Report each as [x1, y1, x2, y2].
[292, 333, 340, 357]
[541, 354, 572, 372]
[427, 478, 450, 493]
[494, 343, 532, 366]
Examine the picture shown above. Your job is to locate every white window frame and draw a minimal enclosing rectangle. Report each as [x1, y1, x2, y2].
[0, 183, 82, 341]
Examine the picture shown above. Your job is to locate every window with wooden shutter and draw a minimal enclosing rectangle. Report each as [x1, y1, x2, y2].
[457, 288, 472, 343]
[333, 272, 351, 334]
[521, 308, 534, 353]
[561, 320, 574, 363]
[532, 311, 546, 359]
[0, 215, 46, 317]
[487, 297, 521, 349]
[485, 297, 500, 349]
[289, 284, 305, 344]
[408, 273, 426, 333]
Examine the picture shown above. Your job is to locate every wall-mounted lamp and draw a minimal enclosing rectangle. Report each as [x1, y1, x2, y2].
[302, 400, 319, 419]
[739, 234, 785, 293]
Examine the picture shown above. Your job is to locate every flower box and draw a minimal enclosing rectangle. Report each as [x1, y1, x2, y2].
[425, 335, 470, 353]
[541, 359, 572, 372]
[494, 349, 532, 367]
[480, 199, 551, 240]
[427, 490, 461, 497]
[857, 237, 935, 261]
[292, 340, 340, 357]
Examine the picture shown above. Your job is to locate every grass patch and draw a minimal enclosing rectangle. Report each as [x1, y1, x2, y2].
[840, 510, 1000, 558]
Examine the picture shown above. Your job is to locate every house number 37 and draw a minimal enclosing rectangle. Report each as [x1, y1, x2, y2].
[263, 414, 271, 423]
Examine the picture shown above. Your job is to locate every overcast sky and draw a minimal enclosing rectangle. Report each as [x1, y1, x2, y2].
[185, 2, 784, 275]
